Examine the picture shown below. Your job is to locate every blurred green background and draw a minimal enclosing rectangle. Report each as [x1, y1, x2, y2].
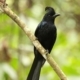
[0, 0, 80, 80]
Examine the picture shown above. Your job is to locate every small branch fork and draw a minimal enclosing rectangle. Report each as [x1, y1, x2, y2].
[0, 0, 68, 80]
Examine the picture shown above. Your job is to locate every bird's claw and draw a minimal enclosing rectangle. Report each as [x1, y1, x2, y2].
[35, 37, 38, 40]
[45, 49, 49, 55]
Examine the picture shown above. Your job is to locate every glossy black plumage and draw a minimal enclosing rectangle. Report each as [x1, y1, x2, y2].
[27, 7, 59, 80]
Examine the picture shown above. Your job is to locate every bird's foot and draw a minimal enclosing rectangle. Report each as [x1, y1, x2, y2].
[45, 49, 49, 55]
[35, 37, 38, 40]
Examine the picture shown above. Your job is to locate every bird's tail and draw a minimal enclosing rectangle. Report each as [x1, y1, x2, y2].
[27, 57, 45, 80]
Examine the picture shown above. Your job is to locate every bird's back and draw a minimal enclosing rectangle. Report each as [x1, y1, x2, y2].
[35, 21, 57, 53]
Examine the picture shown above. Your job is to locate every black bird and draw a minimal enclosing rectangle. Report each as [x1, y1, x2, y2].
[27, 7, 59, 80]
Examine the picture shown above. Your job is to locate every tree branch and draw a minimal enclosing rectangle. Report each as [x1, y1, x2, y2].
[0, 1, 67, 80]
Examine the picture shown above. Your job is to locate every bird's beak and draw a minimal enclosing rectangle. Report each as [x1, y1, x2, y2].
[53, 14, 60, 18]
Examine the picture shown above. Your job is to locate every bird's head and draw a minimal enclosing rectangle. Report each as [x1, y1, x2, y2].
[45, 7, 55, 16]
[43, 7, 60, 22]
